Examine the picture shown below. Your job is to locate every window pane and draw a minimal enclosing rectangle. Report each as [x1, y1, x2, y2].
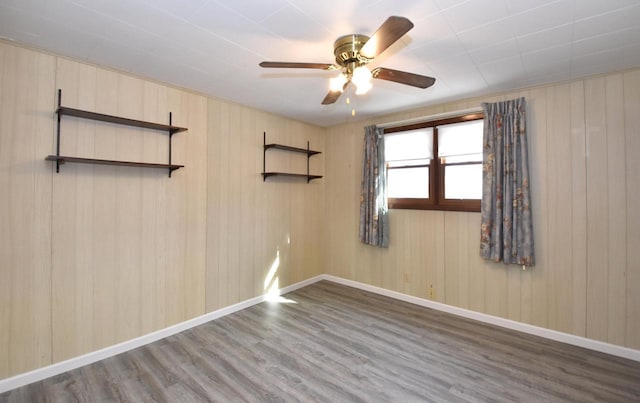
[444, 164, 482, 200]
[388, 167, 429, 198]
[438, 120, 483, 159]
[385, 128, 433, 162]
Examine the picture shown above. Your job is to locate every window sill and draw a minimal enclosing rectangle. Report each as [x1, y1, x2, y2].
[388, 198, 480, 212]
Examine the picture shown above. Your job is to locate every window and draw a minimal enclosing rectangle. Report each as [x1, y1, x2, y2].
[384, 113, 483, 212]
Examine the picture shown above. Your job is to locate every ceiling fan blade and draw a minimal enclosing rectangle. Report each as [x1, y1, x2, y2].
[372, 67, 436, 89]
[360, 16, 414, 59]
[321, 81, 351, 105]
[321, 90, 343, 105]
[259, 61, 335, 70]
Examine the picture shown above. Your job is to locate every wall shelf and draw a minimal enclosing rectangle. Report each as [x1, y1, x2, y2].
[262, 132, 322, 183]
[261, 172, 323, 181]
[45, 155, 184, 172]
[46, 89, 187, 177]
[264, 143, 321, 156]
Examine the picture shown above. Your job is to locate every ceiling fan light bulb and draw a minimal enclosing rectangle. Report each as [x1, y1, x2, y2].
[329, 73, 347, 92]
[352, 65, 372, 87]
[355, 81, 372, 95]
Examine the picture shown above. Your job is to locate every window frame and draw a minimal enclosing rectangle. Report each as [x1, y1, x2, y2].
[384, 113, 484, 212]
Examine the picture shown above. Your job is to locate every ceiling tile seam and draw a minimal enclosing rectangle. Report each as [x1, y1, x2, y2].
[568, 0, 576, 82]
[570, 26, 640, 59]
[449, 0, 623, 46]
[144, 0, 287, 61]
[283, 1, 335, 38]
[203, 3, 310, 60]
[572, 2, 640, 25]
[62, 0, 195, 59]
[439, 13, 490, 87]
[434, 0, 472, 13]
[65, 0, 167, 37]
[141, 0, 204, 22]
[254, 3, 290, 24]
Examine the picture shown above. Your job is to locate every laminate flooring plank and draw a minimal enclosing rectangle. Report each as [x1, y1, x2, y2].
[2, 280, 640, 402]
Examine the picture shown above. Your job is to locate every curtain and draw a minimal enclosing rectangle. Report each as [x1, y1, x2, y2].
[480, 97, 535, 266]
[359, 125, 389, 247]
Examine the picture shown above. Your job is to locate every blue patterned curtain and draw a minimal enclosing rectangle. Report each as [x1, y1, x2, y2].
[359, 125, 389, 247]
[480, 97, 535, 266]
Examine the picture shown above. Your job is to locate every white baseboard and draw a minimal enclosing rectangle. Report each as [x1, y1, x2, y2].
[2, 273, 638, 394]
[320, 274, 640, 363]
[0, 275, 324, 394]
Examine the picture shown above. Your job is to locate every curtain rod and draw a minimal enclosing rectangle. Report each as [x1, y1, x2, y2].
[377, 107, 483, 129]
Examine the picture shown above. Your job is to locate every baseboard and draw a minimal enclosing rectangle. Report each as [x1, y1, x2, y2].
[0, 274, 324, 394]
[320, 274, 640, 363]
[3, 272, 638, 394]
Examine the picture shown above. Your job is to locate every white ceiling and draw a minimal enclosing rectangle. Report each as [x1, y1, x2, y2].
[1, 0, 640, 127]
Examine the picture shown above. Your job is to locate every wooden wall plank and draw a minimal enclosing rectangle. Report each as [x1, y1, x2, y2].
[32, 50, 56, 375]
[164, 88, 188, 327]
[90, 68, 119, 351]
[605, 74, 627, 346]
[114, 74, 144, 344]
[585, 77, 609, 342]
[0, 43, 9, 379]
[238, 106, 256, 300]
[205, 100, 226, 312]
[467, 213, 485, 312]
[140, 81, 160, 334]
[570, 80, 587, 337]
[457, 214, 470, 309]
[546, 84, 573, 334]
[51, 57, 81, 362]
[444, 212, 459, 306]
[624, 70, 640, 349]
[528, 87, 549, 329]
[507, 268, 522, 322]
[184, 94, 208, 319]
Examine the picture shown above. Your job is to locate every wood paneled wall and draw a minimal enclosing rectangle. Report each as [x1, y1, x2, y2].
[0, 42, 55, 379]
[205, 100, 325, 312]
[323, 69, 640, 350]
[0, 41, 323, 380]
[50, 57, 209, 364]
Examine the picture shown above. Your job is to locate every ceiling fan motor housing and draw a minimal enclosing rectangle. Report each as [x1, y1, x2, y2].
[333, 34, 371, 73]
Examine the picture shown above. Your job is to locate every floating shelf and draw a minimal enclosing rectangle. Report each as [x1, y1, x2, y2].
[262, 132, 322, 183]
[45, 155, 184, 172]
[47, 89, 187, 177]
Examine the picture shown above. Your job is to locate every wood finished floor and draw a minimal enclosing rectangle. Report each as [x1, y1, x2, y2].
[2, 280, 640, 402]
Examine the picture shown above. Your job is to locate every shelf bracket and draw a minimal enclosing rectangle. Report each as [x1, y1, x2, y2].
[169, 112, 173, 178]
[307, 140, 311, 183]
[263, 132, 267, 182]
[55, 89, 62, 173]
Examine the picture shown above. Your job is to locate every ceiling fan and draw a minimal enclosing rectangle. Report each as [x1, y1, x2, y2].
[259, 16, 435, 105]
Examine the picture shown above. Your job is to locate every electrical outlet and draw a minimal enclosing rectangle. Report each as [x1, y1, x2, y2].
[428, 284, 434, 299]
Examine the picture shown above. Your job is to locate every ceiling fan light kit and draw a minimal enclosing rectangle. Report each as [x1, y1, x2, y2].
[259, 16, 435, 107]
